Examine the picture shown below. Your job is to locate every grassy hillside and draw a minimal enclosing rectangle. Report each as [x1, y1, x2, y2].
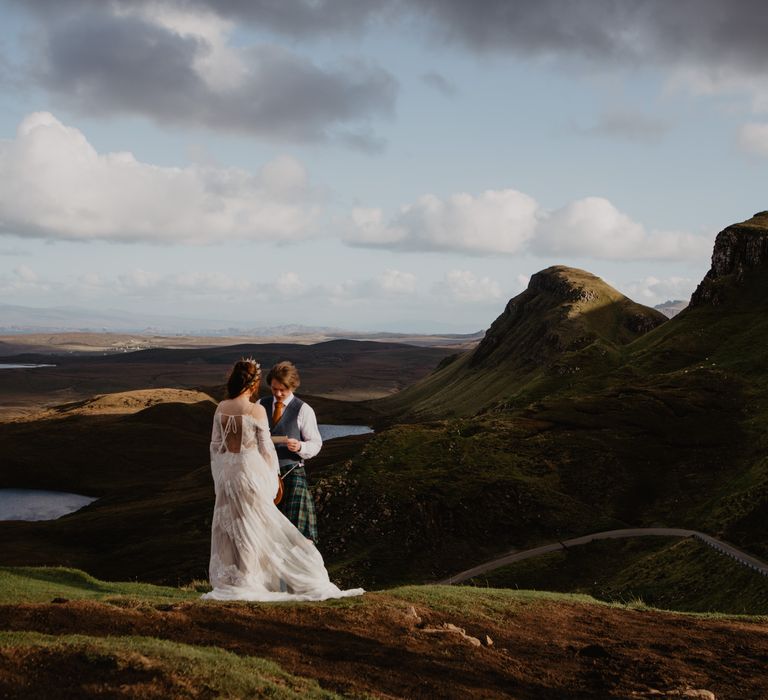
[314, 213, 768, 589]
[465, 537, 768, 615]
[377, 265, 666, 419]
[1, 567, 767, 699]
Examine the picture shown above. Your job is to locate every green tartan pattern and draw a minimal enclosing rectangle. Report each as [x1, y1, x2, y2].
[278, 465, 318, 544]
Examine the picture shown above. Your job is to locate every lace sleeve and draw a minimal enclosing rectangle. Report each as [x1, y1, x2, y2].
[255, 417, 280, 475]
[210, 410, 223, 451]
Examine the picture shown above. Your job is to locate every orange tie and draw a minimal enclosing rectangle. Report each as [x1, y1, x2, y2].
[272, 400, 284, 424]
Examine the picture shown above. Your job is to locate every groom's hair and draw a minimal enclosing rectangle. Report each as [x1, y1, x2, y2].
[266, 361, 301, 390]
[226, 360, 261, 398]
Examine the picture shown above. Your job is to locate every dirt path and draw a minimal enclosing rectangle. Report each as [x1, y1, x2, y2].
[439, 528, 768, 584]
[1, 593, 767, 698]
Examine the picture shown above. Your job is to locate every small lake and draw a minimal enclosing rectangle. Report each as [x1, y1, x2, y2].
[318, 424, 374, 441]
[0, 489, 97, 521]
[0, 364, 56, 369]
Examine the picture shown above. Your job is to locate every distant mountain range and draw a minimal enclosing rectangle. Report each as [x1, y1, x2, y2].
[654, 299, 688, 318]
[0, 303, 482, 338]
[0, 303, 344, 336]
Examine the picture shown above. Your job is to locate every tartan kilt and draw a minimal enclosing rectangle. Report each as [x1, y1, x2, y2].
[278, 464, 318, 544]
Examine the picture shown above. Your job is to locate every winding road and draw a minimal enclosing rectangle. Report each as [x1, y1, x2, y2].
[439, 528, 768, 585]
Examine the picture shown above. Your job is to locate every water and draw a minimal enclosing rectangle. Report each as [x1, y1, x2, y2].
[0, 489, 97, 521]
[0, 364, 55, 369]
[318, 424, 374, 441]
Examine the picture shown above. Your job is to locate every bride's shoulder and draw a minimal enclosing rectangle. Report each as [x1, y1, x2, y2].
[248, 402, 268, 421]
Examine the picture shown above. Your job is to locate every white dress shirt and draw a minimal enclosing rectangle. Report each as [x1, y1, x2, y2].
[279, 393, 322, 460]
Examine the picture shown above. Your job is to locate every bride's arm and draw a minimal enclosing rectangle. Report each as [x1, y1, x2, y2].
[251, 403, 280, 474]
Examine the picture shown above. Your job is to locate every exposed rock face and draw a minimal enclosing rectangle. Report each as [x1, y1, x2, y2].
[690, 211, 768, 307]
[527, 267, 599, 303]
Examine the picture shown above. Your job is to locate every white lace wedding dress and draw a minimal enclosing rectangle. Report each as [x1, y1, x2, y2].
[202, 409, 364, 602]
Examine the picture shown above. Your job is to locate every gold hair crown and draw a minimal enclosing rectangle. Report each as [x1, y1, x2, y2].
[240, 356, 261, 370]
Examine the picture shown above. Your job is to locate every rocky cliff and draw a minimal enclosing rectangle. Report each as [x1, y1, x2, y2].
[690, 211, 768, 307]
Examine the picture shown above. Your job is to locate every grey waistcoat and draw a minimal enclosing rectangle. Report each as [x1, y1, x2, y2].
[260, 396, 305, 467]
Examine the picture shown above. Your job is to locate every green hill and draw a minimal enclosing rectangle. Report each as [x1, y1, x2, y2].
[315, 212, 768, 588]
[377, 265, 666, 418]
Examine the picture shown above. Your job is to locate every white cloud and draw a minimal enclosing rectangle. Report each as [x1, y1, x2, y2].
[620, 275, 696, 305]
[348, 192, 712, 262]
[375, 269, 417, 294]
[435, 270, 502, 303]
[326, 269, 417, 302]
[738, 123, 768, 157]
[0, 264, 48, 296]
[14, 264, 38, 283]
[346, 189, 539, 255]
[275, 272, 306, 297]
[0, 112, 320, 244]
[534, 197, 713, 261]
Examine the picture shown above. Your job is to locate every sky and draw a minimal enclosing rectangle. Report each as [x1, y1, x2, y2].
[0, 0, 766, 333]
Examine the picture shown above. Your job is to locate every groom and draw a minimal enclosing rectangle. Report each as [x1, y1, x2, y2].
[260, 360, 322, 543]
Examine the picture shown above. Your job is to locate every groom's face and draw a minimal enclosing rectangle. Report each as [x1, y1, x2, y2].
[270, 379, 291, 402]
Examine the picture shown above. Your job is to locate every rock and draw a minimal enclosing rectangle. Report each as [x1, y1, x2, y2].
[689, 211, 768, 307]
[404, 605, 422, 627]
[485, 635, 494, 647]
[421, 622, 483, 647]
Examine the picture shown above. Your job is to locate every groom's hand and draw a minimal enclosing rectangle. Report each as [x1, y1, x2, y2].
[286, 438, 301, 452]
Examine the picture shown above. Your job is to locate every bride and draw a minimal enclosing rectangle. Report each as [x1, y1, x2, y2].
[202, 358, 364, 602]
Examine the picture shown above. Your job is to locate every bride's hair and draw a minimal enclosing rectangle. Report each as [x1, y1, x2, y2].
[226, 358, 261, 398]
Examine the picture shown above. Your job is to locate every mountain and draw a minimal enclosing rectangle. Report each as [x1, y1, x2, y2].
[312, 212, 768, 589]
[378, 265, 667, 418]
[654, 299, 688, 318]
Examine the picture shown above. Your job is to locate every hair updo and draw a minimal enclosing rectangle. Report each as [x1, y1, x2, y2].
[226, 359, 261, 399]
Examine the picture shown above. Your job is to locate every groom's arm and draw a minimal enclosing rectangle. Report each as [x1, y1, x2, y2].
[293, 403, 322, 460]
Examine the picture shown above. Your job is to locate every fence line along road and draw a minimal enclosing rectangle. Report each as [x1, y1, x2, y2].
[439, 528, 768, 585]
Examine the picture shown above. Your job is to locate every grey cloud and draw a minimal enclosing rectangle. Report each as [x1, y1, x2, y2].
[27, 8, 397, 145]
[578, 111, 671, 143]
[415, 0, 768, 71]
[12, 0, 397, 36]
[15, 0, 768, 70]
[421, 71, 457, 97]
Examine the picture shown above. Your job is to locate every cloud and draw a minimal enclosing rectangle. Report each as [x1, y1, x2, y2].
[22, 5, 396, 146]
[275, 272, 306, 297]
[14, 265, 38, 283]
[327, 269, 417, 302]
[534, 198, 713, 261]
[347, 191, 712, 261]
[738, 123, 768, 157]
[346, 190, 539, 255]
[578, 110, 671, 143]
[620, 275, 696, 306]
[421, 71, 457, 97]
[0, 264, 48, 295]
[434, 270, 502, 303]
[375, 269, 417, 294]
[0, 112, 321, 243]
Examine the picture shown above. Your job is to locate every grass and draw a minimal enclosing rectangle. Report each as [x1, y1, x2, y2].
[463, 538, 768, 616]
[0, 567, 200, 605]
[386, 584, 600, 620]
[0, 631, 341, 699]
